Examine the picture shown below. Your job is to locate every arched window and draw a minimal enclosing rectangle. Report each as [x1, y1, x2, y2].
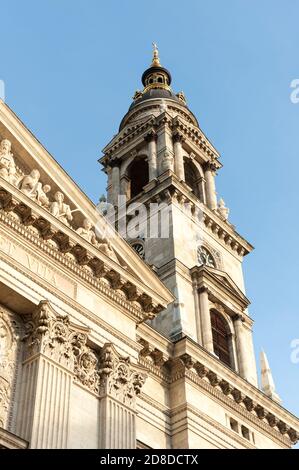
[128, 158, 149, 199]
[210, 310, 232, 368]
[184, 160, 200, 199]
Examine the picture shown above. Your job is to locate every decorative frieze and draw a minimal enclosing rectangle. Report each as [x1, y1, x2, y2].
[0, 182, 164, 321]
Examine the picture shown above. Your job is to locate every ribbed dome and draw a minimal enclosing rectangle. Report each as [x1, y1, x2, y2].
[129, 88, 184, 110]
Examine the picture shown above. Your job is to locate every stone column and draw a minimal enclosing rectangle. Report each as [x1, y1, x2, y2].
[98, 343, 147, 449]
[198, 288, 214, 353]
[199, 176, 206, 204]
[144, 131, 158, 181]
[172, 132, 185, 180]
[17, 301, 90, 449]
[204, 161, 217, 211]
[110, 161, 120, 207]
[234, 314, 251, 381]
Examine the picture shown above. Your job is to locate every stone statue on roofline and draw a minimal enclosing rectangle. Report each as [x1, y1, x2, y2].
[50, 191, 73, 226]
[217, 198, 229, 221]
[76, 218, 98, 245]
[0, 139, 17, 185]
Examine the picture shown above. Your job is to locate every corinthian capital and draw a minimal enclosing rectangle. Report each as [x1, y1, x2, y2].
[172, 132, 185, 144]
[144, 130, 158, 142]
[99, 343, 147, 408]
[23, 300, 90, 371]
[204, 157, 218, 173]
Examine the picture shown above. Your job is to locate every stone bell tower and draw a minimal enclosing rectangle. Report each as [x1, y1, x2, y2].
[100, 45, 258, 387]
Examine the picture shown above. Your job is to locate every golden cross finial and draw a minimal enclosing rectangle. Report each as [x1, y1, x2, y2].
[152, 42, 161, 66]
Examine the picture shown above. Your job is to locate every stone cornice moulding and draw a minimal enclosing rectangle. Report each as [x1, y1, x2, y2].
[171, 337, 299, 444]
[118, 99, 198, 132]
[0, 211, 153, 324]
[0, 179, 171, 321]
[171, 115, 220, 164]
[0, 232, 145, 357]
[101, 114, 156, 157]
[190, 265, 251, 318]
[102, 109, 220, 167]
[118, 172, 253, 258]
[0, 101, 173, 310]
[0, 427, 28, 449]
[135, 333, 298, 445]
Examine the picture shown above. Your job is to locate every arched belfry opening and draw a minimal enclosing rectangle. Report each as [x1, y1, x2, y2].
[128, 157, 149, 199]
[184, 159, 201, 199]
[210, 309, 233, 369]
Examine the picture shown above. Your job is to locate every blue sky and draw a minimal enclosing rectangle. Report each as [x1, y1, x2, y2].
[1, 1, 299, 423]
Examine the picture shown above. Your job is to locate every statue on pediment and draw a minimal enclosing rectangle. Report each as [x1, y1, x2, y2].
[76, 218, 97, 245]
[19, 169, 40, 198]
[97, 236, 119, 263]
[50, 191, 73, 226]
[36, 183, 51, 208]
[0, 139, 17, 185]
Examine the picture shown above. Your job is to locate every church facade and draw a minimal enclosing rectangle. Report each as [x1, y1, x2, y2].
[0, 47, 298, 449]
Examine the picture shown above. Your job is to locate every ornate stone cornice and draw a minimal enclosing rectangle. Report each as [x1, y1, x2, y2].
[168, 353, 298, 445]
[136, 330, 299, 446]
[191, 265, 251, 314]
[101, 109, 220, 166]
[119, 173, 252, 258]
[0, 181, 165, 322]
[119, 101, 197, 132]
[101, 116, 156, 161]
[171, 116, 220, 164]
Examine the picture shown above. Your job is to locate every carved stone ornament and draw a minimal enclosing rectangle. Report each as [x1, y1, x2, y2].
[0, 139, 17, 185]
[23, 300, 100, 393]
[50, 191, 73, 226]
[161, 150, 174, 172]
[98, 343, 147, 408]
[0, 305, 21, 429]
[0, 139, 125, 268]
[217, 198, 229, 221]
[76, 218, 98, 245]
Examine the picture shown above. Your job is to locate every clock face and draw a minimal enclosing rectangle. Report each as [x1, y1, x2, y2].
[197, 246, 216, 268]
